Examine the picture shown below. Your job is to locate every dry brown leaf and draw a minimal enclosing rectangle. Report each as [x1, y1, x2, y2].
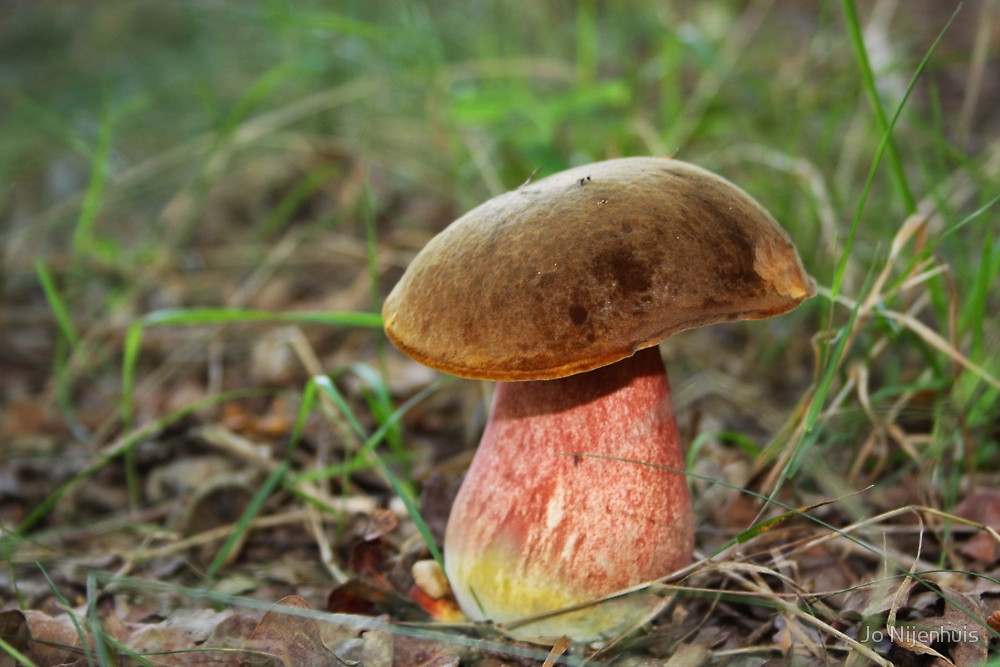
[364, 507, 399, 542]
[327, 578, 425, 620]
[9, 602, 258, 666]
[952, 490, 1000, 563]
[21, 609, 89, 666]
[709, 489, 760, 533]
[361, 629, 394, 666]
[206, 610, 263, 647]
[961, 532, 999, 564]
[662, 642, 711, 667]
[0, 610, 30, 661]
[246, 595, 337, 666]
[951, 490, 1000, 528]
[328, 579, 383, 615]
[0, 398, 67, 438]
[391, 635, 461, 667]
[220, 400, 295, 438]
[914, 591, 988, 667]
[348, 536, 391, 587]
[127, 608, 241, 664]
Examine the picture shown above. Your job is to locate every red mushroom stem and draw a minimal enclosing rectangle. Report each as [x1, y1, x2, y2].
[443, 346, 693, 641]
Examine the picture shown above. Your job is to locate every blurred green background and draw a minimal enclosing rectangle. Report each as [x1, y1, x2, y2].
[5, 1, 996, 279]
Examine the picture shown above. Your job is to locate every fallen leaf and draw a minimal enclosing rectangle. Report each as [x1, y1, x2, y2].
[663, 642, 711, 667]
[327, 579, 424, 619]
[348, 535, 391, 587]
[0, 610, 30, 659]
[392, 635, 461, 667]
[952, 490, 1000, 563]
[328, 580, 382, 615]
[909, 591, 988, 667]
[21, 609, 89, 666]
[364, 507, 399, 542]
[246, 594, 336, 666]
[361, 629, 394, 666]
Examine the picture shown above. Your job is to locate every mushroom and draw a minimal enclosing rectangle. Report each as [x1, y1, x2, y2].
[382, 157, 815, 641]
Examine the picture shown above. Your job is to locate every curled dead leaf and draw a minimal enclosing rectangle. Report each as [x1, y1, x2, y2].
[364, 507, 399, 542]
[247, 594, 338, 665]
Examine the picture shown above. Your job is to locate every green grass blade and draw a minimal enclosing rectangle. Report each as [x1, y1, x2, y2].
[359, 380, 450, 566]
[102, 635, 152, 667]
[686, 430, 762, 472]
[219, 63, 295, 137]
[287, 378, 319, 459]
[840, 0, 916, 214]
[291, 453, 378, 486]
[86, 572, 115, 666]
[804, 302, 861, 435]
[306, 376, 449, 566]
[257, 161, 341, 239]
[757, 275, 870, 513]
[71, 102, 114, 259]
[10, 90, 94, 160]
[34, 259, 80, 349]
[312, 374, 374, 517]
[960, 234, 999, 351]
[576, 0, 598, 85]
[313, 375, 367, 438]
[348, 362, 409, 475]
[39, 564, 92, 667]
[938, 192, 1000, 244]
[362, 159, 381, 317]
[120, 320, 145, 428]
[0, 637, 36, 667]
[831, 3, 959, 301]
[205, 461, 291, 583]
[136, 308, 382, 328]
[371, 454, 444, 566]
[34, 259, 88, 438]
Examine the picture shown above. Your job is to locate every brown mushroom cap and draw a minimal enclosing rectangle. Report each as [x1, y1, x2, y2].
[383, 157, 816, 381]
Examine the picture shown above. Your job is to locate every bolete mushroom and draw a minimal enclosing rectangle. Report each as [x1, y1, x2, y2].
[382, 157, 815, 641]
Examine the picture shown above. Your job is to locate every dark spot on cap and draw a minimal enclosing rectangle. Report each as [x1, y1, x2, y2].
[569, 304, 588, 325]
[592, 245, 652, 294]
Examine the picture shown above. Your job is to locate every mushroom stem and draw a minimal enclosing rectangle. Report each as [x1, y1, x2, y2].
[443, 346, 692, 641]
